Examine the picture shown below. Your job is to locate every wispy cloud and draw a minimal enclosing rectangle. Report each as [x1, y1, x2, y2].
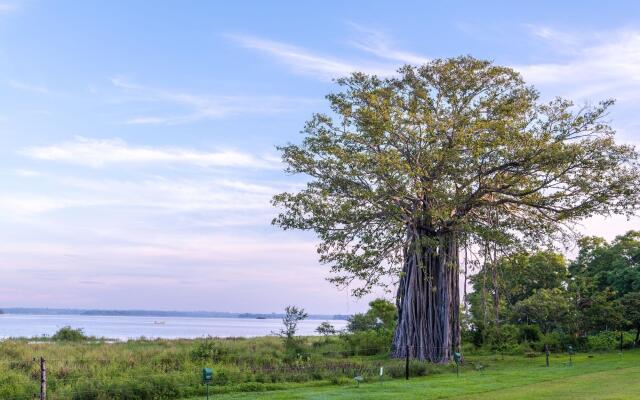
[7, 80, 51, 94]
[110, 76, 315, 124]
[21, 136, 281, 169]
[0, 177, 282, 217]
[226, 34, 397, 80]
[0, 195, 100, 215]
[517, 28, 640, 102]
[346, 23, 429, 65]
[525, 24, 580, 48]
[227, 23, 432, 81]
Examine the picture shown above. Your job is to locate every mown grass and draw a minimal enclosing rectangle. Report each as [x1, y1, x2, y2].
[193, 350, 640, 399]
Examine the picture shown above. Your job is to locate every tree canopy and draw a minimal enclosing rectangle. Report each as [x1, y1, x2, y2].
[274, 56, 640, 296]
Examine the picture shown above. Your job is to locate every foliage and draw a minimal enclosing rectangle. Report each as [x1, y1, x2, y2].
[586, 331, 636, 351]
[468, 251, 569, 337]
[511, 288, 574, 334]
[346, 313, 378, 333]
[347, 298, 396, 333]
[315, 322, 337, 337]
[0, 369, 36, 399]
[519, 325, 541, 343]
[620, 292, 640, 343]
[481, 324, 520, 352]
[341, 329, 394, 356]
[576, 288, 625, 334]
[52, 326, 88, 341]
[570, 231, 640, 297]
[275, 306, 308, 342]
[273, 56, 640, 296]
[190, 337, 228, 362]
[467, 235, 640, 348]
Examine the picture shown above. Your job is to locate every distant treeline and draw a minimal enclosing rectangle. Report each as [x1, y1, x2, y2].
[0, 307, 349, 320]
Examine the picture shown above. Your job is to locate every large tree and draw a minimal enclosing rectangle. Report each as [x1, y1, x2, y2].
[273, 57, 640, 363]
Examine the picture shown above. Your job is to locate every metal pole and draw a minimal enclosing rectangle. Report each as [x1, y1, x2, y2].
[206, 383, 209, 400]
[545, 344, 549, 367]
[405, 344, 410, 380]
[40, 357, 46, 400]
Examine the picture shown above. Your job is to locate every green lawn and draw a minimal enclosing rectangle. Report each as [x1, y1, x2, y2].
[187, 351, 640, 399]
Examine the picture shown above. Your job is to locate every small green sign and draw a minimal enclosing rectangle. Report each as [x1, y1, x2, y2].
[453, 352, 462, 365]
[202, 368, 213, 383]
[567, 345, 575, 355]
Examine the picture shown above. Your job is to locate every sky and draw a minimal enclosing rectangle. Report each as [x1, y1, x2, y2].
[1, 0, 640, 314]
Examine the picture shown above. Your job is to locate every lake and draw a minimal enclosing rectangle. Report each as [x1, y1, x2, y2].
[0, 314, 348, 340]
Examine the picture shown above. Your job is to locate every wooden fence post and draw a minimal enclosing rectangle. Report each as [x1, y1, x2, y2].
[40, 357, 46, 400]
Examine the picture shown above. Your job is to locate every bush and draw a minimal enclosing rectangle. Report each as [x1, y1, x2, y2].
[587, 331, 636, 351]
[519, 325, 541, 342]
[190, 338, 228, 362]
[341, 329, 392, 356]
[52, 326, 88, 342]
[0, 369, 37, 399]
[385, 360, 437, 378]
[483, 324, 519, 352]
[537, 331, 574, 352]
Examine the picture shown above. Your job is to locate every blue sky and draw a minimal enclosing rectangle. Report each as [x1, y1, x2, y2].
[1, 0, 640, 313]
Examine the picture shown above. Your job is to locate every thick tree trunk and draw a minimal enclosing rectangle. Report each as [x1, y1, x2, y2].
[391, 231, 460, 363]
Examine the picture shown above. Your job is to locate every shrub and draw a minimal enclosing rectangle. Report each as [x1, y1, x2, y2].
[519, 325, 541, 342]
[52, 326, 88, 342]
[587, 331, 636, 351]
[0, 369, 37, 399]
[190, 338, 227, 362]
[341, 329, 392, 356]
[483, 324, 519, 352]
[537, 331, 574, 352]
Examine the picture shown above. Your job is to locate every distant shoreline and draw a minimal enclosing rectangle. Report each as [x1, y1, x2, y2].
[0, 307, 350, 320]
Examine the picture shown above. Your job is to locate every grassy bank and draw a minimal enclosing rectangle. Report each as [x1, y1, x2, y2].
[1, 335, 638, 399]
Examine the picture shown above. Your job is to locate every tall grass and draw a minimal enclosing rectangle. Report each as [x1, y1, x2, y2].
[0, 335, 443, 399]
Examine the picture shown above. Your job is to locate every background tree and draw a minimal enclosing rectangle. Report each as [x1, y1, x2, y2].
[316, 321, 337, 337]
[511, 288, 573, 334]
[367, 298, 397, 329]
[273, 57, 640, 362]
[576, 289, 625, 334]
[620, 292, 640, 344]
[468, 251, 568, 340]
[275, 306, 308, 346]
[347, 298, 397, 332]
[570, 231, 640, 297]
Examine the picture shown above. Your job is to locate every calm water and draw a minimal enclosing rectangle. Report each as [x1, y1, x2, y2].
[0, 314, 347, 340]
